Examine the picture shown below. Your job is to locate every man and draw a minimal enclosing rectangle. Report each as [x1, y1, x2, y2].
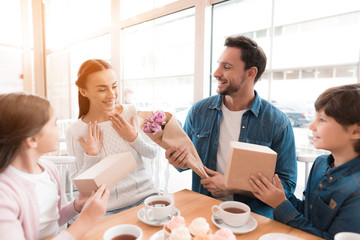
[166, 35, 297, 218]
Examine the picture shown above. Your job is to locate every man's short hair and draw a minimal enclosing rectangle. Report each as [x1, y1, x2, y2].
[224, 35, 267, 83]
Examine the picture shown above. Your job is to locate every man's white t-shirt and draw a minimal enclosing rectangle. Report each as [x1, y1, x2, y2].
[10, 165, 60, 240]
[216, 102, 246, 201]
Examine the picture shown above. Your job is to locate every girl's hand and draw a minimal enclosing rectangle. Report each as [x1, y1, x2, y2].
[249, 173, 287, 209]
[66, 185, 109, 239]
[78, 185, 109, 221]
[79, 122, 103, 156]
[73, 192, 91, 213]
[110, 112, 137, 142]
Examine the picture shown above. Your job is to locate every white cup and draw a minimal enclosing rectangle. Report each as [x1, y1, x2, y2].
[335, 232, 360, 240]
[144, 195, 174, 221]
[211, 201, 250, 227]
[103, 224, 143, 240]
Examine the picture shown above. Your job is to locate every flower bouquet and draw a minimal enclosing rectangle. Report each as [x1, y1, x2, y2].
[137, 110, 209, 179]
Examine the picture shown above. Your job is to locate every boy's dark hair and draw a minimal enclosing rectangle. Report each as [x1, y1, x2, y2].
[315, 83, 360, 154]
[224, 35, 267, 83]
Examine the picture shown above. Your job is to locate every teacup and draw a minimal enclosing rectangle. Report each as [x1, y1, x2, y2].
[335, 232, 360, 240]
[144, 195, 174, 221]
[211, 201, 250, 227]
[103, 224, 143, 240]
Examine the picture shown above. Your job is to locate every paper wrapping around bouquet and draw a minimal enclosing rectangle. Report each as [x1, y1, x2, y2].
[224, 141, 277, 192]
[137, 111, 209, 179]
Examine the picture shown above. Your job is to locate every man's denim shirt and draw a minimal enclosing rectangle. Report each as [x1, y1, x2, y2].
[183, 91, 297, 218]
[274, 155, 360, 239]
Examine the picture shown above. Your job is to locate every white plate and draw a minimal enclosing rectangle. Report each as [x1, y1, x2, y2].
[150, 230, 165, 240]
[258, 233, 300, 240]
[211, 214, 257, 234]
[137, 207, 180, 227]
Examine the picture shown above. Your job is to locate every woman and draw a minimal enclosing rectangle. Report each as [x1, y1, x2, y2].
[0, 93, 109, 240]
[66, 59, 158, 214]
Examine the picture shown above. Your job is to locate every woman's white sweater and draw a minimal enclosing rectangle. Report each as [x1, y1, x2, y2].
[66, 104, 159, 211]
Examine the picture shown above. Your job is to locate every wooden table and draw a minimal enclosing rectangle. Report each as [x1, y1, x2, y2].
[81, 189, 323, 240]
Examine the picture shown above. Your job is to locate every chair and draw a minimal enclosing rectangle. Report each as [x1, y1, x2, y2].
[297, 154, 316, 186]
[41, 155, 76, 204]
[56, 119, 75, 156]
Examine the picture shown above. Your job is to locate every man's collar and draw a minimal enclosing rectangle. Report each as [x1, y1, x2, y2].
[209, 91, 260, 117]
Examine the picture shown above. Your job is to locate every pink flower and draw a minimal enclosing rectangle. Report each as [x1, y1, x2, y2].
[151, 110, 167, 125]
[142, 110, 168, 134]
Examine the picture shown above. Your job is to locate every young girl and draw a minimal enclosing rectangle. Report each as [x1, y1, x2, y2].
[0, 93, 109, 240]
[66, 59, 158, 214]
[249, 84, 360, 239]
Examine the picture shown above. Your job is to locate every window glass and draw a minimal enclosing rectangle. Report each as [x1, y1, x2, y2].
[46, 50, 70, 119]
[45, 0, 111, 50]
[212, 0, 360, 157]
[211, 0, 272, 97]
[0, 46, 23, 93]
[0, 0, 23, 93]
[120, 0, 177, 20]
[69, 35, 111, 119]
[0, 0, 22, 46]
[122, 8, 195, 125]
[45, 35, 111, 119]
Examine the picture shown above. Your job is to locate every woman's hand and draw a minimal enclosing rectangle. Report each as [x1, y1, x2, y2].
[109, 112, 138, 142]
[79, 121, 103, 156]
[249, 173, 287, 209]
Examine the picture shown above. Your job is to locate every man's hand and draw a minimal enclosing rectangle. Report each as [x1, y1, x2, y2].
[165, 146, 189, 169]
[249, 173, 287, 208]
[200, 167, 232, 198]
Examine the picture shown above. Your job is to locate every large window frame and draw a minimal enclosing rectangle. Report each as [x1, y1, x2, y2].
[19, 0, 360, 118]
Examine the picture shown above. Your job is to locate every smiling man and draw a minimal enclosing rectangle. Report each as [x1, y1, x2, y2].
[165, 35, 297, 219]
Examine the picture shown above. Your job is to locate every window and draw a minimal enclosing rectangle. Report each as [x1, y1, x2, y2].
[0, 46, 23, 93]
[120, 0, 177, 20]
[122, 8, 195, 125]
[212, 0, 360, 157]
[45, 0, 111, 119]
[0, 0, 24, 93]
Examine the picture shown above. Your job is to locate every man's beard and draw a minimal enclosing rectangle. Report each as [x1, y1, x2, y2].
[216, 77, 245, 96]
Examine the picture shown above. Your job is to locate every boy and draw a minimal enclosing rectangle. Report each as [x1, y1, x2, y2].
[249, 84, 360, 239]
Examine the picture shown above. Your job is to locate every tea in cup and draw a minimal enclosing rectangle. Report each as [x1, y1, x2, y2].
[144, 195, 174, 221]
[211, 201, 250, 227]
[103, 224, 143, 240]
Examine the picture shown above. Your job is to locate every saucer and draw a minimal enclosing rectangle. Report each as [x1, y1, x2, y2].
[211, 214, 257, 234]
[137, 207, 180, 227]
[150, 230, 165, 240]
[258, 233, 299, 240]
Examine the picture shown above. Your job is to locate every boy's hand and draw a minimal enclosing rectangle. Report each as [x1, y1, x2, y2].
[249, 173, 287, 209]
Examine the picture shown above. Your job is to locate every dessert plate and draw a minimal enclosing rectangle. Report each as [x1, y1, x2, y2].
[211, 214, 257, 234]
[258, 233, 299, 240]
[137, 207, 180, 227]
[150, 230, 165, 240]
